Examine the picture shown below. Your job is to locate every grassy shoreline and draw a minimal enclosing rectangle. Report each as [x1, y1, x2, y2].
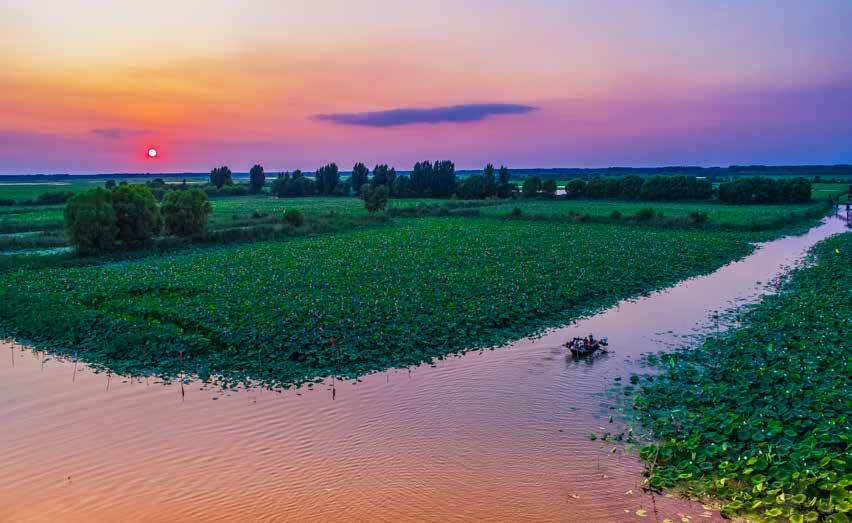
[631, 232, 851, 522]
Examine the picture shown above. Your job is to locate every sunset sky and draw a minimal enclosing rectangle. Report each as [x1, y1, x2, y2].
[2, 0, 852, 174]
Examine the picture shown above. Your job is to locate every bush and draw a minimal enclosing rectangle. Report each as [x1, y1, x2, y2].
[361, 184, 389, 214]
[510, 207, 522, 218]
[634, 208, 656, 221]
[0, 199, 14, 206]
[564, 178, 586, 199]
[36, 191, 74, 205]
[717, 177, 812, 204]
[687, 211, 709, 224]
[161, 189, 212, 237]
[111, 185, 162, 245]
[64, 188, 118, 255]
[609, 210, 622, 219]
[283, 209, 304, 227]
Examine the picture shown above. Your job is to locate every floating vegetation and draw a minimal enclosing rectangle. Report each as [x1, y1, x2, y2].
[632, 232, 851, 522]
[0, 218, 759, 387]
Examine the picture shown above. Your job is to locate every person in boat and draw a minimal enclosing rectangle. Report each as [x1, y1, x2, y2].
[585, 334, 595, 350]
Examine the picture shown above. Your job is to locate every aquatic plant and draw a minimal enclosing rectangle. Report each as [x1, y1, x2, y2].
[633, 232, 851, 522]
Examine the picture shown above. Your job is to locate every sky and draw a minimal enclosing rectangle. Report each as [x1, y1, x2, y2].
[2, 0, 852, 174]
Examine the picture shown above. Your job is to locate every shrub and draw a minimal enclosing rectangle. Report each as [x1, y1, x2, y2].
[634, 208, 656, 221]
[361, 184, 389, 214]
[283, 209, 304, 227]
[521, 175, 542, 197]
[111, 185, 162, 245]
[161, 189, 212, 237]
[0, 199, 14, 206]
[36, 191, 74, 205]
[687, 211, 709, 224]
[564, 178, 586, 199]
[510, 207, 522, 218]
[609, 210, 622, 219]
[64, 188, 118, 255]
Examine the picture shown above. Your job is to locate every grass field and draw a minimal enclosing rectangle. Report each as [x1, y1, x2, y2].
[0, 217, 761, 386]
[632, 232, 851, 521]
[477, 199, 829, 228]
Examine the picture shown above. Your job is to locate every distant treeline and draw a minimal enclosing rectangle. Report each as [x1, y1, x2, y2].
[4, 164, 852, 182]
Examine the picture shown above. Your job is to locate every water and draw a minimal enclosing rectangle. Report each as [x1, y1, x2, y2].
[1, 215, 847, 523]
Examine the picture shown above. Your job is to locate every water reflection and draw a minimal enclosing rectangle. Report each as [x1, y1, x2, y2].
[0, 214, 846, 523]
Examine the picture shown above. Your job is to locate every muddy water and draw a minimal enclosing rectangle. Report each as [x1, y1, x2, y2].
[1, 215, 847, 523]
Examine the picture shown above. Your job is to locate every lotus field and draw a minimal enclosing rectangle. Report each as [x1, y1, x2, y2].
[0, 217, 760, 386]
[633, 232, 851, 522]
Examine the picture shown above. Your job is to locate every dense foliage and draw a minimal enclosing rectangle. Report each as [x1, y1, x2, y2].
[718, 177, 812, 205]
[64, 188, 119, 255]
[111, 185, 162, 245]
[563, 175, 712, 201]
[270, 170, 315, 197]
[457, 164, 498, 199]
[248, 164, 266, 194]
[209, 166, 233, 189]
[161, 189, 212, 237]
[410, 160, 457, 198]
[361, 184, 389, 214]
[0, 218, 759, 387]
[350, 163, 369, 195]
[315, 163, 341, 196]
[633, 233, 851, 522]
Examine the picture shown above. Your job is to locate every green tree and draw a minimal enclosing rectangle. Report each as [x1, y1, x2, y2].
[210, 166, 233, 188]
[564, 178, 586, 199]
[111, 185, 162, 245]
[249, 164, 265, 194]
[411, 161, 434, 196]
[161, 189, 212, 236]
[371, 164, 396, 188]
[521, 175, 541, 197]
[391, 175, 412, 198]
[496, 166, 512, 198]
[350, 162, 369, 194]
[482, 164, 497, 197]
[361, 184, 389, 214]
[64, 188, 118, 255]
[315, 163, 340, 195]
[541, 179, 558, 197]
[432, 160, 457, 198]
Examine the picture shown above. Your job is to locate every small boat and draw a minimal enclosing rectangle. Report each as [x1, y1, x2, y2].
[566, 336, 608, 356]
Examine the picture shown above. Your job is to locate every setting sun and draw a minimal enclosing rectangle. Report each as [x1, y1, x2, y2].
[147, 147, 158, 158]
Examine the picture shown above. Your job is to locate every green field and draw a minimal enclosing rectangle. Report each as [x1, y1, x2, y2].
[0, 217, 761, 386]
[477, 199, 829, 228]
[632, 232, 851, 521]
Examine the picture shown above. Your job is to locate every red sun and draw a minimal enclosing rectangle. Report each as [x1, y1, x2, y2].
[147, 147, 158, 158]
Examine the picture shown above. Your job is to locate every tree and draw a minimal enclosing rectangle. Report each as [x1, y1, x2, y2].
[482, 164, 497, 198]
[161, 189, 212, 236]
[496, 166, 512, 198]
[105, 180, 116, 189]
[521, 175, 542, 197]
[210, 166, 233, 188]
[111, 185, 162, 245]
[64, 188, 118, 255]
[411, 161, 434, 196]
[249, 164, 265, 194]
[457, 174, 486, 199]
[541, 179, 558, 197]
[391, 175, 412, 198]
[372, 164, 396, 188]
[564, 178, 586, 199]
[350, 162, 369, 194]
[361, 184, 389, 214]
[432, 160, 457, 198]
[315, 163, 340, 195]
[620, 175, 644, 199]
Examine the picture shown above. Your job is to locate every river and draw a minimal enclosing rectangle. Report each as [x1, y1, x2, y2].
[1, 214, 847, 522]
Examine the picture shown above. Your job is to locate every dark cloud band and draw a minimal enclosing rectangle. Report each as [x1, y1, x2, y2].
[91, 128, 149, 139]
[313, 103, 537, 127]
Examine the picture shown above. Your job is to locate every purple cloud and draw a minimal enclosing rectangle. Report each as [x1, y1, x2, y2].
[91, 127, 149, 139]
[313, 103, 537, 127]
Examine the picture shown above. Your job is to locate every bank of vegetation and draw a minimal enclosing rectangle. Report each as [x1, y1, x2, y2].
[631, 233, 851, 522]
[0, 218, 764, 387]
